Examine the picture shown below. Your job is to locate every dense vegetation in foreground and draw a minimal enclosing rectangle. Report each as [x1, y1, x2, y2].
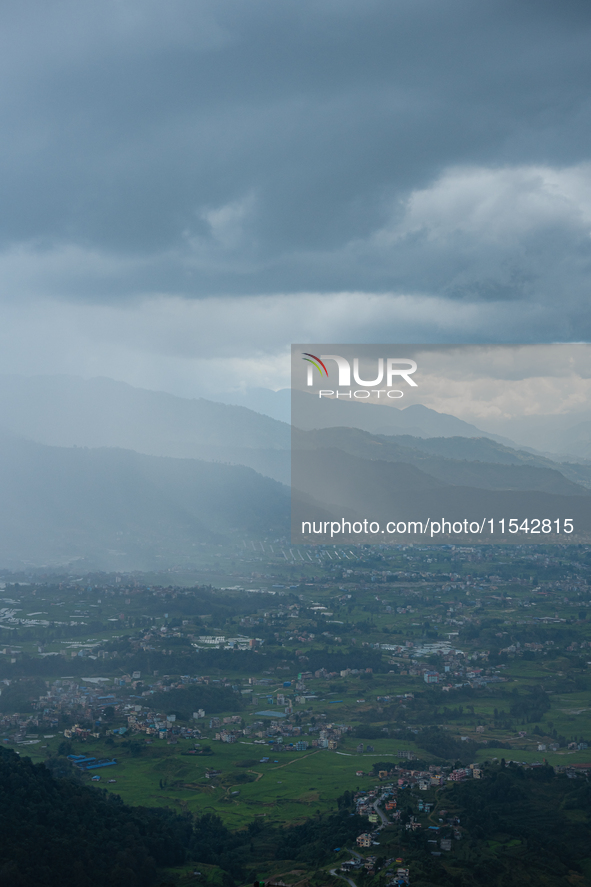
[0, 747, 189, 886]
[4, 746, 591, 887]
[0, 747, 363, 886]
[376, 763, 591, 887]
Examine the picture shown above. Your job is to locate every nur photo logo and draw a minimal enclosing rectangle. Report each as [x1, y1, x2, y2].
[302, 351, 418, 398]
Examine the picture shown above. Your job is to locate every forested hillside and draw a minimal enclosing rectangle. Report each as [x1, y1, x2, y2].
[0, 747, 190, 886]
[0, 747, 365, 887]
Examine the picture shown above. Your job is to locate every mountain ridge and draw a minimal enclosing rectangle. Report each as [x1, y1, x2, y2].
[0, 433, 289, 570]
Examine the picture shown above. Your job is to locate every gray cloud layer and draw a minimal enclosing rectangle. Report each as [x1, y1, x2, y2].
[1, 2, 590, 291]
[1, 0, 591, 390]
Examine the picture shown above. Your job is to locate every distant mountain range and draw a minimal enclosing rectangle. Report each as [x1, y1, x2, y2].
[213, 386, 292, 424]
[293, 427, 591, 495]
[292, 442, 591, 543]
[466, 412, 591, 459]
[0, 374, 290, 450]
[291, 390, 519, 445]
[0, 374, 291, 483]
[0, 374, 590, 565]
[0, 431, 289, 571]
[219, 386, 591, 463]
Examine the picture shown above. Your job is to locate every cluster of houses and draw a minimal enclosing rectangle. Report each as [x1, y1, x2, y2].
[342, 856, 409, 887]
[346, 774, 466, 883]
[208, 714, 350, 750]
[377, 641, 508, 690]
[0, 676, 110, 743]
[0, 710, 58, 743]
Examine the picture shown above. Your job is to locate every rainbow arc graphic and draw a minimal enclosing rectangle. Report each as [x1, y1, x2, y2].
[302, 353, 328, 377]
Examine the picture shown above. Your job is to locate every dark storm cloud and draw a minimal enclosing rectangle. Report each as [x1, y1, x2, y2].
[1, 0, 591, 301]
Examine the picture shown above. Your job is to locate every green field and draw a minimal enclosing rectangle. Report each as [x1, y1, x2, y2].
[22, 734, 421, 828]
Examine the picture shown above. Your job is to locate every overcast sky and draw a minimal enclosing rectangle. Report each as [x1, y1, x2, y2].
[1, 0, 591, 396]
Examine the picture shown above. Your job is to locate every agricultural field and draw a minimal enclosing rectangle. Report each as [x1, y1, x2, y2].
[26, 734, 413, 827]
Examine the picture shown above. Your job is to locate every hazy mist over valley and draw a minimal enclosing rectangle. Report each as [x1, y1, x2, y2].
[0, 373, 590, 567]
